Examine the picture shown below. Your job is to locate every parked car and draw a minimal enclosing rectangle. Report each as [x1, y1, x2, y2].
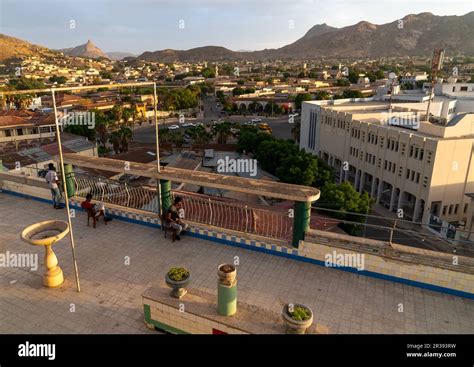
[181, 122, 195, 128]
[251, 118, 262, 123]
[168, 125, 180, 130]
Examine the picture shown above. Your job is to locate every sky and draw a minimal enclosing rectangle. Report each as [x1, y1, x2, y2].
[0, 0, 473, 55]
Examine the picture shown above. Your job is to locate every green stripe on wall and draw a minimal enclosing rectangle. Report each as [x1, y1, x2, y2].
[143, 303, 190, 334]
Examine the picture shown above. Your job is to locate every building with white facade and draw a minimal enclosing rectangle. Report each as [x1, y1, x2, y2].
[300, 82, 474, 241]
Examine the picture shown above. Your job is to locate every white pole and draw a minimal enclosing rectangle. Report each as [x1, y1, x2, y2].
[51, 89, 81, 292]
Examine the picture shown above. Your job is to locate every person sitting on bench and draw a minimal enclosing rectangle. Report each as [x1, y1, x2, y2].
[81, 194, 112, 223]
[166, 197, 188, 240]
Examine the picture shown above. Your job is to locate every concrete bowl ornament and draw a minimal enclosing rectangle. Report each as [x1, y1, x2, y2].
[282, 303, 313, 334]
[165, 267, 191, 298]
[20, 220, 69, 288]
[217, 264, 236, 286]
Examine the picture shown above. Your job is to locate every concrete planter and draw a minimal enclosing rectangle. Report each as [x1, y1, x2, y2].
[282, 304, 313, 334]
[218, 264, 236, 286]
[165, 269, 191, 299]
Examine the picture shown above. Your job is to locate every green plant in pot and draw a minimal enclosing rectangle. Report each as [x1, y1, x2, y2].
[282, 303, 313, 334]
[165, 267, 191, 299]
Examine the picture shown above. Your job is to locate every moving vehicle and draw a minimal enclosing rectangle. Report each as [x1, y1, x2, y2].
[181, 122, 195, 128]
[168, 125, 180, 130]
[258, 122, 272, 134]
[251, 118, 262, 124]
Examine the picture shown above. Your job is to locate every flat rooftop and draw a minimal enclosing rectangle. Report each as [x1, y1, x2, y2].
[1, 194, 474, 334]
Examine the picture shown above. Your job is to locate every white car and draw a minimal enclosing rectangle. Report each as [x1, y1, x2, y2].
[251, 118, 262, 123]
[168, 125, 180, 130]
[181, 122, 195, 128]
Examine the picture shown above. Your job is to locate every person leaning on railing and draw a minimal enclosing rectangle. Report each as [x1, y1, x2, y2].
[45, 163, 63, 210]
[166, 196, 189, 241]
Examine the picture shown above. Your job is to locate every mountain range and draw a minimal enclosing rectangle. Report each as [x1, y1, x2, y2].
[137, 12, 474, 61]
[1, 12, 473, 63]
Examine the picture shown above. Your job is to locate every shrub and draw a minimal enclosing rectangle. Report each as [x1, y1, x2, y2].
[167, 267, 189, 282]
[290, 306, 311, 321]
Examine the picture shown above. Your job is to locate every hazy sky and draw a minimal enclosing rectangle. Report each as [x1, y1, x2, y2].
[0, 0, 473, 54]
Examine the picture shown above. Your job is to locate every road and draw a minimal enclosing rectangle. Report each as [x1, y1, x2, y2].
[133, 94, 294, 143]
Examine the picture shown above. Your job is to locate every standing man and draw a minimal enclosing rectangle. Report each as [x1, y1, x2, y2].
[45, 163, 63, 209]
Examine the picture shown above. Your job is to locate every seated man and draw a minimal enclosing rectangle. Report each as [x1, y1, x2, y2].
[81, 194, 112, 223]
[166, 196, 188, 240]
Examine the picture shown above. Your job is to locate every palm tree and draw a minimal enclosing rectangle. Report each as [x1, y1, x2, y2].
[118, 125, 132, 152]
[111, 105, 124, 124]
[188, 125, 212, 145]
[109, 131, 121, 154]
[291, 121, 301, 143]
[158, 128, 171, 144]
[94, 110, 110, 146]
[212, 122, 232, 144]
[169, 131, 184, 147]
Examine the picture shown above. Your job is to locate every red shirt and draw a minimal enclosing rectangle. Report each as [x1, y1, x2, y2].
[81, 201, 94, 210]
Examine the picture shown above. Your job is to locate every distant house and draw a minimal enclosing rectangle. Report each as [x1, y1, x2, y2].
[0, 110, 58, 144]
[183, 76, 205, 85]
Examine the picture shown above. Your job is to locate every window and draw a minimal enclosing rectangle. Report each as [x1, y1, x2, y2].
[423, 176, 428, 188]
[409, 145, 414, 157]
[454, 204, 459, 215]
[426, 151, 433, 164]
[419, 149, 424, 160]
[416, 172, 420, 183]
[464, 203, 469, 214]
[398, 167, 403, 177]
[460, 86, 468, 92]
[406, 169, 410, 179]
[16, 128, 24, 136]
[448, 205, 453, 215]
[442, 206, 447, 215]
[5, 129, 11, 137]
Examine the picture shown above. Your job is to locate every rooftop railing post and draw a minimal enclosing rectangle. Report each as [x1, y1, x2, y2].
[64, 164, 75, 198]
[291, 200, 312, 248]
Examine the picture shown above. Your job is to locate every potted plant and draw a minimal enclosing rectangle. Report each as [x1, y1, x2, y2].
[165, 267, 191, 299]
[217, 264, 236, 286]
[282, 303, 313, 334]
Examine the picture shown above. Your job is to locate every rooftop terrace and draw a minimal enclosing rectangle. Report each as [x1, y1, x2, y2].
[1, 194, 474, 334]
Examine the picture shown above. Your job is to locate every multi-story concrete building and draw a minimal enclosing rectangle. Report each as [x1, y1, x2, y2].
[300, 83, 474, 240]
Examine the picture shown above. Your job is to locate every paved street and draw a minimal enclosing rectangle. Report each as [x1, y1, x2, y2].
[133, 95, 293, 143]
[1, 193, 474, 334]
